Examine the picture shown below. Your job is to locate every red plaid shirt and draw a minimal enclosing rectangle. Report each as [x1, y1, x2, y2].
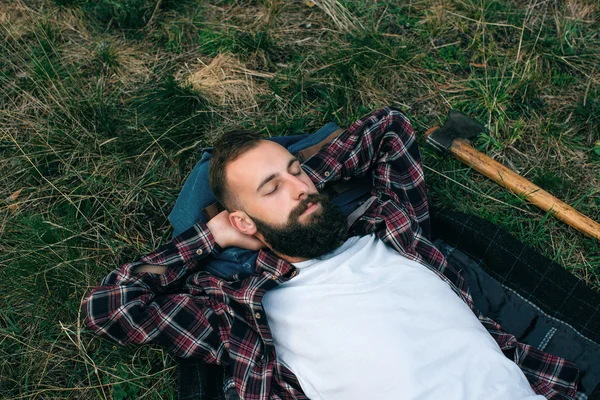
[83, 107, 579, 399]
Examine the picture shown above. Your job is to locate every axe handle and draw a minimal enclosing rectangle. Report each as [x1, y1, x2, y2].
[448, 138, 600, 240]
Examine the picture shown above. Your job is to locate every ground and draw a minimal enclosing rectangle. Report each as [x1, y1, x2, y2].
[1, 0, 599, 398]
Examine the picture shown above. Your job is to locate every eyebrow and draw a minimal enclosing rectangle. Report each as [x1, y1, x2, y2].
[256, 157, 300, 192]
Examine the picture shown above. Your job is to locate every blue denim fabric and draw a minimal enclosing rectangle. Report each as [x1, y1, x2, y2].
[168, 123, 341, 278]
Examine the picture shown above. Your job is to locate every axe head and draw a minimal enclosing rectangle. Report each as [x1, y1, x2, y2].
[426, 110, 488, 153]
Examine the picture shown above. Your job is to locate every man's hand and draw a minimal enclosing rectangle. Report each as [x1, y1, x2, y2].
[207, 210, 264, 251]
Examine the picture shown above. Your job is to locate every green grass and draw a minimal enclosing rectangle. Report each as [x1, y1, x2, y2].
[1, 0, 599, 398]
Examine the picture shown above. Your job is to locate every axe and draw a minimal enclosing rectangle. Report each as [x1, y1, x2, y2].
[425, 110, 600, 241]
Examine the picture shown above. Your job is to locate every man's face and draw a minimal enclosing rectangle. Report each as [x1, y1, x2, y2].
[226, 140, 347, 259]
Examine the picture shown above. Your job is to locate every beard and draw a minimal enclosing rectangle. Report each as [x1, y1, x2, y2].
[250, 192, 348, 260]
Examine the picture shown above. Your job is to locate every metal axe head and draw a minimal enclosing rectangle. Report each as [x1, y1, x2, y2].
[426, 110, 488, 153]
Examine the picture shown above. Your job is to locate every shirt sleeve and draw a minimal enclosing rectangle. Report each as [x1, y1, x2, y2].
[82, 221, 229, 363]
[302, 106, 431, 236]
[302, 106, 444, 271]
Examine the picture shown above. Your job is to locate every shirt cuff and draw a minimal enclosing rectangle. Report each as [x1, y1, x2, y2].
[173, 219, 221, 264]
[116, 220, 220, 287]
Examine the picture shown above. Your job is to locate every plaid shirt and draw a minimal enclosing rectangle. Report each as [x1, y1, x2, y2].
[83, 107, 579, 400]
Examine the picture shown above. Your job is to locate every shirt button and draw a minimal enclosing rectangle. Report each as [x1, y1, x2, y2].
[324, 171, 330, 177]
[290, 270, 298, 278]
[255, 312, 262, 319]
[196, 248, 203, 256]
[271, 275, 278, 280]
[229, 309, 234, 316]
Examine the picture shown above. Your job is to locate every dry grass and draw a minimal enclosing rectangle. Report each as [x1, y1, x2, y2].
[0, 3, 35, 41]
[311, 0, 364, 32]
[181, 53, 273, 113]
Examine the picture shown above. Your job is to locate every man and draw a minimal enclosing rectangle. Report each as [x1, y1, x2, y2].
[83, 107, 579, 399]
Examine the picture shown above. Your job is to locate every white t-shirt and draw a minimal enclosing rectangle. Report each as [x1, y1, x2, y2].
[262, 234, 544, 400]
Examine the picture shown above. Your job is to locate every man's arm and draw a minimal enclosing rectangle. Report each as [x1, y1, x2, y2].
[82, 220, 231, 362]
[131, 211, 263, 275]
[303, 108, 424, 201]
[302, 107, 439, 265]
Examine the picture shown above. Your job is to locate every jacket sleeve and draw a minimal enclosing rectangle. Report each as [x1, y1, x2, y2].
[82, 221, 229, 363]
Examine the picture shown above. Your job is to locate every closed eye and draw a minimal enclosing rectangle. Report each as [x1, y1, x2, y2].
[291, 161, 303, 176]
[262, 160, 302, 195]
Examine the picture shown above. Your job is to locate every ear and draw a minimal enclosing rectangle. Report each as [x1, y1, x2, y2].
[229, 210, 258, 236]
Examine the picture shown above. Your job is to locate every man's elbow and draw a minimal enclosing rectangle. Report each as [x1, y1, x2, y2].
[132, 264, 168, 274]
[81, 286, 155, 346]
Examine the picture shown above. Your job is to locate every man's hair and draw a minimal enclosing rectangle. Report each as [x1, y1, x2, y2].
[209, 129, 262, 211]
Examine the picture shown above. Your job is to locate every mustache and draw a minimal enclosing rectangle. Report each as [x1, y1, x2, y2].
[288, 193, 330, 222]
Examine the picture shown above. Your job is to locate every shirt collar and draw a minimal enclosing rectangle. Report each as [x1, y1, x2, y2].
[255, 248, 296, 278]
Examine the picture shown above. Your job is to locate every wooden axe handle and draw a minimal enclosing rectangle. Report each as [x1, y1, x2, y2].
[426, 126, 600, 240]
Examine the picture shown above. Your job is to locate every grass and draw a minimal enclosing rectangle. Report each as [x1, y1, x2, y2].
[1, 0, 599, 398]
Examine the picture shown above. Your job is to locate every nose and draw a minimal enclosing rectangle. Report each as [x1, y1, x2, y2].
[288, 173, 309, 200]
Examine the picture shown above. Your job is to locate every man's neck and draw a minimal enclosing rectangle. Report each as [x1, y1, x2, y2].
[271, 249, 310, 264]
[268, 239, 348, 264]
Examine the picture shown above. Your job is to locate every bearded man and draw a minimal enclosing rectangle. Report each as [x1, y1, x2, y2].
[83, 107, 579, 400]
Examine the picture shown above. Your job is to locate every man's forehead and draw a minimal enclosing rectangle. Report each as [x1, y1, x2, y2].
[226, 140, 293, 191]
